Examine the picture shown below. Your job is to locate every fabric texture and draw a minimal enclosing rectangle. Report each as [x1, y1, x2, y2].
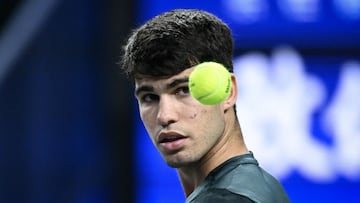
[186, 153, 290, 203]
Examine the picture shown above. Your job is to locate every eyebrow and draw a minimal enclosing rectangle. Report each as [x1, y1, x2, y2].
[135, 77, 189, 97]
[135, 86, 154, 97]
[167, 77, 189, 89]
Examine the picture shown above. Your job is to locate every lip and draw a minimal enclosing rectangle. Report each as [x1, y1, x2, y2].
[158, 131, 187, 153]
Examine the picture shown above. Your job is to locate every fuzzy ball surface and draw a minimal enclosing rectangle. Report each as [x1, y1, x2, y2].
[189, 62, 232, 105]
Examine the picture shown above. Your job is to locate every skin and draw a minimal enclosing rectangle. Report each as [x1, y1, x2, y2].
[135, 67, 249, 196]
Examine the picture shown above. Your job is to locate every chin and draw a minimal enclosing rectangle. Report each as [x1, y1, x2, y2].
[164, 155, 196, 168]
[165, 159, 185, 168]
[166, 162, 182, 168]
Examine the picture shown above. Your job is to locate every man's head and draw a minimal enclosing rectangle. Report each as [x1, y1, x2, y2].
[121, 9, 240, 168]
[121, 9, 234, 80]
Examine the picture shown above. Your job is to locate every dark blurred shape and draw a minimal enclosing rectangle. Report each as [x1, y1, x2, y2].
[0, 0, 21, 31]
[0, 0, 134, 202]
[103, 0, 135, 203]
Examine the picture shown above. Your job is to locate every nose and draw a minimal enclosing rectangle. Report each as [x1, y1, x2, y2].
[157, 95, 177, 128]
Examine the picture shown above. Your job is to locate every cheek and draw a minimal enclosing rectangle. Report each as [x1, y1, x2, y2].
[189, 112, 198, 119]
[196, 107, 224, 129]
[140, 107, 157, 130]
[140, 111, 158, 145]
[188, 109, 216, 132]
[188, 106, 207, 120]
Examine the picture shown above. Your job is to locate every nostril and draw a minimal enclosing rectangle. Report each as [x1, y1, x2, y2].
[159, 119, 176, 128]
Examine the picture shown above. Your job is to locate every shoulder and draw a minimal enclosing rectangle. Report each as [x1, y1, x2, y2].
[191, 188, 255, 203]
[208, 154, 290, 203]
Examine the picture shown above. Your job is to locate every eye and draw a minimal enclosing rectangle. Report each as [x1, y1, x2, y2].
[175, 86, 190, 96]
[140, 94, 159, 103]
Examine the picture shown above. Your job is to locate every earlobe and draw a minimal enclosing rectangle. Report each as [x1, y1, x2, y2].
[223, 74, 238, 111]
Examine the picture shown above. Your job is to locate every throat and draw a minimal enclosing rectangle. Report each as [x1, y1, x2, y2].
[177, 166, 207, 197]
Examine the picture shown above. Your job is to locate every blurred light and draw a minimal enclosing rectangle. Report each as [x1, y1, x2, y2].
[0, 0, 59, 85]
[278, 0, 321, 22]
[222, 0, 268, 23]
[323, 61, 360, 179]
[235, 46, 360, 182]
[334, 0, 360, 19]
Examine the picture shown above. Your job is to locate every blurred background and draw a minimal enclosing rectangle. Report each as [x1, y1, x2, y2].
[1, 0, 359, 203]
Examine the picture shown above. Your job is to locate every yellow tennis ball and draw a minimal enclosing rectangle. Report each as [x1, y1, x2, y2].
[189, 62, 232, 105]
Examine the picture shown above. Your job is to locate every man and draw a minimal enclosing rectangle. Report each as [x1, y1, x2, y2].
[121, 9, 290, 203]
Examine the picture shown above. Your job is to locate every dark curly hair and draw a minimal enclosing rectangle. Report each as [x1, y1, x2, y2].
[121, 9, 234, 80]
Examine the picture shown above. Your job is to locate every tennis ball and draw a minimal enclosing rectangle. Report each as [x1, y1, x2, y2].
[189, 62, 232, 105]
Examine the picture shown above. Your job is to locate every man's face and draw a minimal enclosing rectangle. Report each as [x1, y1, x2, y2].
[135, 67, 226, 168]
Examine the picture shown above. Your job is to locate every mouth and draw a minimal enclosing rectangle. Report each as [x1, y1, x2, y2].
[159, 134, 185, 143]
[158, 131, 187, 153]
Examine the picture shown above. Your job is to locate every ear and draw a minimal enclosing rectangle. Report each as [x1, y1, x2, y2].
[222, 73, 238, 111]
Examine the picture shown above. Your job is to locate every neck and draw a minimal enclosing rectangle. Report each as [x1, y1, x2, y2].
[177, 117, 248, 197]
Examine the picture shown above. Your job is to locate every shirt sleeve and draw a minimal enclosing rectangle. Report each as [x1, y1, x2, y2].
[191, 188, 255, 203]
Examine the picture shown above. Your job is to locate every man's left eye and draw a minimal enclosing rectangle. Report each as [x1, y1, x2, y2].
[176, 87, 189, 95]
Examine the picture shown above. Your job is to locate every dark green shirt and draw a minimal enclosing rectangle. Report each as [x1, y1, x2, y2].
[185, 153, 290, 203]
